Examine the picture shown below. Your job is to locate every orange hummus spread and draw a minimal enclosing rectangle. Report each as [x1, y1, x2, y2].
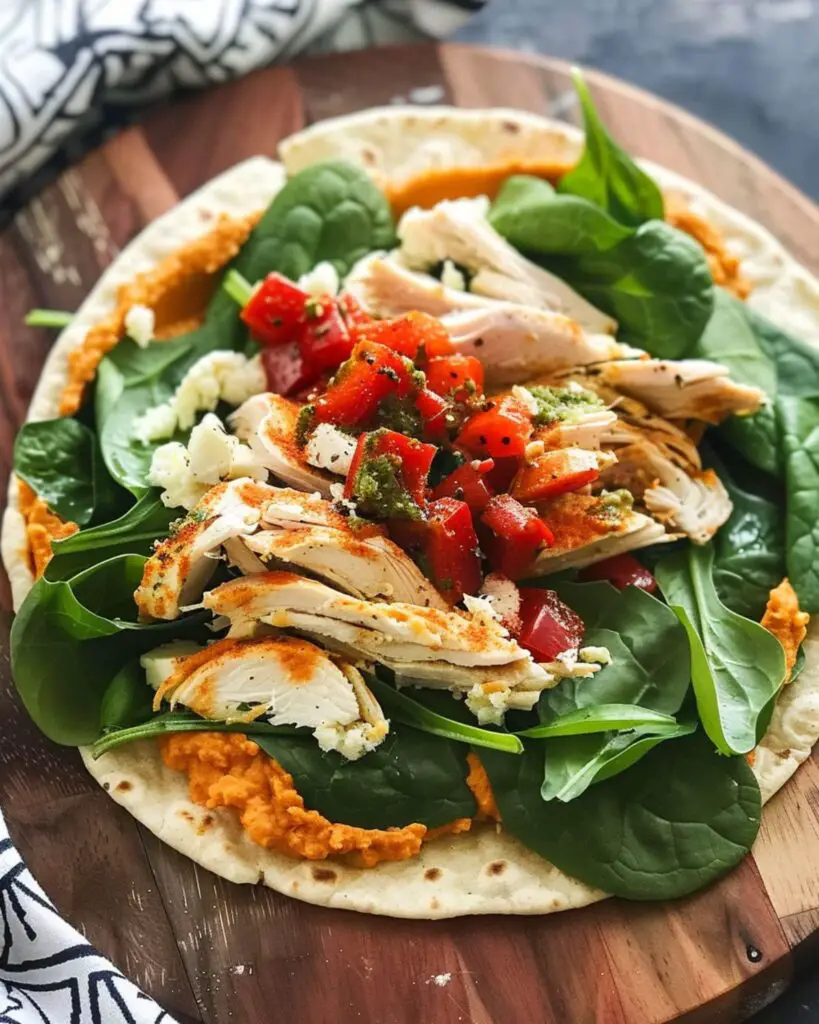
[59, 211, 260, 417]
[161, 732, 496, 867]
[16, 479, 78, 577]
[761, 578, 810, 679]
[664, 192, 751, 299]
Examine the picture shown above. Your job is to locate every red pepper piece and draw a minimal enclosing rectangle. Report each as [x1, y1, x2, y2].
[417, 497, 482, 604]
[517, 588, 585, 662]
[313, 342, 417, 430]
[354, 311, 455, 360]
[579, 553, 658, 593]
[241, 272, 309, 346]
[299, 303, 353, 372]
[511, 449, 600, 504]
[261, 342, 320, 396]
[344, 430, 437, 507]
[480, 494, 554, 580]
[425, 354, 485, 401]
[432, 458, 495, 512]
[456, 395, 533, 458]
[415, 387, 450, 440]
[337, 292, 373, 329]
[484, 455, 521, 494]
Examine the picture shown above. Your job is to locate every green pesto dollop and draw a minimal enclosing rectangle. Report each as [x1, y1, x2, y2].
[350, 452, 422, 521]
[597, 488, 634, 522]
[372, 393, 423, 437]
[527, 384, 604, 426]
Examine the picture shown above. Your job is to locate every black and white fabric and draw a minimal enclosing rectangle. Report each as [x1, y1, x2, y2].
[0, 0, 485, 221]
[0, 810, 171, 1023]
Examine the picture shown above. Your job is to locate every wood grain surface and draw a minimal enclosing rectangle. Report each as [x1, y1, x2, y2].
[2, 43, 819, 1024]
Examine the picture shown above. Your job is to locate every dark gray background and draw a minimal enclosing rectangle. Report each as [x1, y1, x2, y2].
[457, 3, 819, 1020]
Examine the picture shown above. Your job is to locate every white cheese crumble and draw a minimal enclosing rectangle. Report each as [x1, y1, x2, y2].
[579, 645, 612, 665]
[540, 645, 612, 680]
[440, 259, 466, 292]
[314, 720, 389, 761]
[135, 351, 266, 443]
[299, 261, 340, 299]
[329, 480, 358, 516]
[465, 681, 542, 725]
[124, 304, 155, 348]
[304, 423, 357, 476]
[478, 573, 521, 635]
[512, 385, 540, 418]
[148, 413, 267, 509]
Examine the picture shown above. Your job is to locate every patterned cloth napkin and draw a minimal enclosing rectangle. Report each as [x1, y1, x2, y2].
[0, 0, 484, 218]
[0, 2, 483, 1022]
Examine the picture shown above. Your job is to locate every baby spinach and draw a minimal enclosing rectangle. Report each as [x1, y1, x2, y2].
[10, 554, 204, 746]
[99, 660, 155, 732]
[368, 677, 523, 753]
[13, 418, 123, 525]
[490, 176, 631, 255]
[540, 720, 697, 802]
[481, 727, 760, 900]
[521, 703, 678, 739]
[710, 453, 785, 620]
[778, 395, 819, 612]
[257, 728, 476, 830]
[558, 68, 665, 227]
[546, 581, 691, 716]
[46, 492, 175, 582]
[243, 160, 396, 282]
[656, 544, 786, 755]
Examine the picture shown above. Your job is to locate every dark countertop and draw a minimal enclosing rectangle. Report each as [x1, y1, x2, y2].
[458, 5, 819, 1019]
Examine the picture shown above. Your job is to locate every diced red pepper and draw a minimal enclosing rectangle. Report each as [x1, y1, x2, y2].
[511, 449, 600, 504]
[299, 302, 353, 371]
[484, 456, 521, 494]
[344, 430, 437, 508]
[354, 311, 454, 360]
[425, 355, 485, 401]
[312, 342, 417, 430]
[480, 494, 554, 579]
[337, 292, 373, 330]
[415, 387, 450, 440]
[261, 342, 320, 396]
[400, 498, 481, 604]
[241, 273, 309, 346]
[432, 458, 494, 512]
[579, 553, 658, 594]
[517, 588, 585, 662]
[456, 395, 533, 458]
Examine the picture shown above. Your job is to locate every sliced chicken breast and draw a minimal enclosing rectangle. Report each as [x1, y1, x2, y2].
[397, 197, 616, 335]
[202, 572, 552, 707]
[143, 636, 389, 760]
[135, 478, 277, 621]
[440, 306, 630, 386]
[242, 525, 448, 609]
[229, 393, 334, 495]
[559, 359, 765, 423]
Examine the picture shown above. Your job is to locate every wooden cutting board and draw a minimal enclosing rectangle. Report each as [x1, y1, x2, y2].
[2, 43, 819, 1024]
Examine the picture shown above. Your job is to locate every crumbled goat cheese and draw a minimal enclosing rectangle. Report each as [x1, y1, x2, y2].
[135, 352, 266, 443]
[512, 385, 540, 418]
[299, 261, 340, 299]
[330, 480, 358, 516]
[148, 413, 266, 509]
[465, 681, 542, 725]
[478, 573, 521, 635]
[541, 645, 612, 680]
[314, 721, 387, 761]
[305, 423, 357, 476]
[124, 304, 155, 348]
[440, 259, 466, 292]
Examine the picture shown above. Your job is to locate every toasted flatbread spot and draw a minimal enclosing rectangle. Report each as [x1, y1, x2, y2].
[424, 867, 442, 881]
[487, 860, 507, 876]
[115, 780, 132, 793]
[312, 866, 338, 883]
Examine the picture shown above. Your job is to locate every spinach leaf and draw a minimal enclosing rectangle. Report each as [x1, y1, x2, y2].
[521, 704, 678, 738]
[100, 660, 155, 732]
[93, 710, 303, 755]
[748, 305, 819, 397]
[540, 720, 697, 802]
[368, 677, 522, 753]
[13, 418, 123, 525]
[242, 160, 396, 282]
[10, 554, 204, 745]
[655, 544, 786, 754]
[490, 176, 631, 255]
[546, 581, 691, 715]
[557, 68, 665, 227]
[46, 492, 175, 581]
[710, 453, 785, 620]
[481, 728, 760, 900]
[778, 395, 819, 612]
[257, 728, 476, 830]
[547, 221, 714, 358]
